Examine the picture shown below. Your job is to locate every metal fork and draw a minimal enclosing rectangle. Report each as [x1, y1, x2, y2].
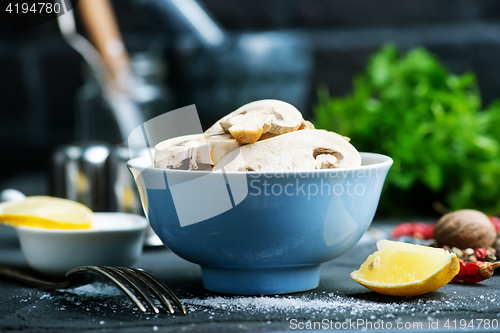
[0, 265, 186, 315]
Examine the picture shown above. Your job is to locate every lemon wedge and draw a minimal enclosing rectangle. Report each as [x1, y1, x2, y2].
[350, 240, 459, 297]
[0, 196, 92, 229]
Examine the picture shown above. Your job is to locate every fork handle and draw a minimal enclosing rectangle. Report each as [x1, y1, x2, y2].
[0, 265, 69, 289]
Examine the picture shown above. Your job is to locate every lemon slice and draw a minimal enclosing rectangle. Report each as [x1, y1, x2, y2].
[350, 240, 459, 297]
[0, 196, 92, 229]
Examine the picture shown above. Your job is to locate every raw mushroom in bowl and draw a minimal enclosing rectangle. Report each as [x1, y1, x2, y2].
[207, 99, 303, 144]
[214, 129, 361, 172]
[154, 133, 240, 170]
[154, 99, 358, 172]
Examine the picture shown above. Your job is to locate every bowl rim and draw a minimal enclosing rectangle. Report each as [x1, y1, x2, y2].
[127, 152, 393, 175]
[15, 212, 149, 234]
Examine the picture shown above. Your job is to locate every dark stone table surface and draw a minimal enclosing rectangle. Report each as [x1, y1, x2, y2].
[1, 221, 499, 333]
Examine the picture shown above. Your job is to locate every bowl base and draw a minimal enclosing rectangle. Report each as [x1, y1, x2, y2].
[201, 264, 320, 295]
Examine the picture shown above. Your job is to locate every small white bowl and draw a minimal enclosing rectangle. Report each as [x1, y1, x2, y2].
[16, 212, 148, 276]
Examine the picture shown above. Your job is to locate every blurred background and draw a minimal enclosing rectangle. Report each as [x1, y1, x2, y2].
[2, 0, 500, 217]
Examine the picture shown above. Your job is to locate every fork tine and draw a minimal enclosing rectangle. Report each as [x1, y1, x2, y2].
[127, 267, 187, 315]
[102, 267, 160, 314]
[66, 266, 184, 314]
[119, 267, 175, 314]
[67, 266, 147, 313]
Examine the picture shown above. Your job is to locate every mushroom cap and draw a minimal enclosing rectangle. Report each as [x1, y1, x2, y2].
[217, 99, 303, 144]
[213, 129, 361, 172]
[155, 133, 239, 170]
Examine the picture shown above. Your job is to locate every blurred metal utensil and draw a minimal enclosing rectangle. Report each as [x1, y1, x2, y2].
[56, 0, 103, 75]
[56, 0, 144, 147]
[133, 0, 226, 49]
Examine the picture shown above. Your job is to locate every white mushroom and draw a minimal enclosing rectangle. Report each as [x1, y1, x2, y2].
[298, 119, 315, 130]
[205, 117, 313, 137]
[213, 129, 361, 172]
[208, 134, 241, 165]
[155, 133, 240, 170]
[204, 121, 225, 135]
[314, 128, 351, 142]
[216, 99, 303, 145]
[297, 120, 351, 142]
[206, 117, 351, 143]
[258, 132, 279, 141]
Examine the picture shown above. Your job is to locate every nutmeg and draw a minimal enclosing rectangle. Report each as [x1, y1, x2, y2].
[433, 209, 496, 249]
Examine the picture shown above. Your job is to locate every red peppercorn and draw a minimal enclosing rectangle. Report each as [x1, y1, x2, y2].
[475, 248, 487, 261]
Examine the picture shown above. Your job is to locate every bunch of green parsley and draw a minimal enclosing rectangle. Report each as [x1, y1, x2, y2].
[314, 44, 500, 215]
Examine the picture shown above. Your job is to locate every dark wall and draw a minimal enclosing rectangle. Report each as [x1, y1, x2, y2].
[1, 0, 500, 183]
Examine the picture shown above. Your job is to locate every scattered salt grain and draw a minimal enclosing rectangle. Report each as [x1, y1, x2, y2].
[65, 282, 122, 297]
[181, 291, 500, 319]
[182, 295, 391, 316]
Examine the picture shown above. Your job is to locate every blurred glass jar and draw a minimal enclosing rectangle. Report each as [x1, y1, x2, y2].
[51, 144, 163, 246]
[76, 52, 173, 145]
[50, 144, 150, 214]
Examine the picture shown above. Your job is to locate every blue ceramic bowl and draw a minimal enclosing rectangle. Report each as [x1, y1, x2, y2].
[128, 152, 392, 295]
